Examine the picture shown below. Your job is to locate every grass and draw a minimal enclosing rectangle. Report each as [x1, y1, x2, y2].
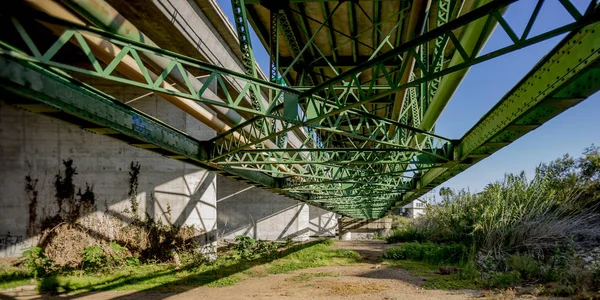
[382, 259, 482, 290]
[0, 239, 361, 294]
[0, 265, 37, 289]
[286, 272, 341, 282]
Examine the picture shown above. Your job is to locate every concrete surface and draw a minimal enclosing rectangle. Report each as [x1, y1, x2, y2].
[217, 176, 337, 241]
[0, 0, 339, 258]
[0, 88, 218, 256]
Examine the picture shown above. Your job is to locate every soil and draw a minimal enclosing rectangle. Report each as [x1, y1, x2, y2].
[0, 240, 540, 300]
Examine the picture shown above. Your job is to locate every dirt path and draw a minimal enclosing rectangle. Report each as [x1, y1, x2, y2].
[1, 240, 479, 300]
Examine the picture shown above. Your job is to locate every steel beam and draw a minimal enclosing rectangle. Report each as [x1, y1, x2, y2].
[398, 18, 600, 211]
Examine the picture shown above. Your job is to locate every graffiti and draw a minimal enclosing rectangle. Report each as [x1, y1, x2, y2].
[0, 232, 26, 256]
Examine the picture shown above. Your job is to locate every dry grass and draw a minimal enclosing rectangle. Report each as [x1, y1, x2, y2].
[37, 213, 202, 267]
[321, 282, 388, 296]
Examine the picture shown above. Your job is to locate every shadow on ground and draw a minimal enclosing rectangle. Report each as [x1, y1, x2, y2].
[0, 240, 332, 300]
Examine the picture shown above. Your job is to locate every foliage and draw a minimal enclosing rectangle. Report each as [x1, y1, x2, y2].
[3, 239, 357, 294]
[405, 172, 599, 258]
[505, 253, 539, 281]
[234, 235, 257, 260]
[383, 146, 600, 296]
[233, 235, 280, 260]
[387, 228, 427, 244]
[383, 242, 469, 265]
[81, 246, 105, 272]
[23, 247, 54, 278]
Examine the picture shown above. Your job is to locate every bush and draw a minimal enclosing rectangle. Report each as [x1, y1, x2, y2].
[81, 246, 105, 272]
[383, 242, 468, 265]
[489, 271, 521, 288]
[506, 253, 539, 280]
[386, 228, 427, 244]
[233, 235, 280, 260]
[234, 235, 257, 260]
[256, 240, 279, 258]
[23, 247, 54, 278]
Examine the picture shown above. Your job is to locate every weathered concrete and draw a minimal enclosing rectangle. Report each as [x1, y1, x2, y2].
[0, 0, 337, 258]
[338, 217, 392, 241]
[0, 85, 217, 257]
[216, 176, 337, 241]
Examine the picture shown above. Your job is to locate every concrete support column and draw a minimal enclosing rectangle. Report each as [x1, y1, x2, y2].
[338, 221, 351, 240]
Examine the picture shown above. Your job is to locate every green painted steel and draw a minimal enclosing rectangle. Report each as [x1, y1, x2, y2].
[0, 56, 283, 196]
[0, 0, 598, 218]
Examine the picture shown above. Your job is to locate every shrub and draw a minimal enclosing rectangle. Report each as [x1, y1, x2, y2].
[234, 235, 257, 260]
[410, 170, 599, 262]
[255, 240, 279, 258]
[386, 228, 427, 244]
[23, 247, 54, 278]
[506, 253, 539, 280]
[81, 246, 105, 272]
[233, 235, 281, 260]
[383, 242, 468, 265]
[489, 271, 521, 288]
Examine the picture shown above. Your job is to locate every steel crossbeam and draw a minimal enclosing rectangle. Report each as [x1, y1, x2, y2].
[1, 0, 598, 219]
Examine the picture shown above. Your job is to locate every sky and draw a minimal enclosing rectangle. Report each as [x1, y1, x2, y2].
[216, 0, 600, 195]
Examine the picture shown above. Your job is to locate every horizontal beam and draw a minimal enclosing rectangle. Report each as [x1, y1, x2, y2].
[0, 56, 281, 192]
[214, 0, 594, 159]
[279, 56, 400, 68]
[400, 17, 600, 208]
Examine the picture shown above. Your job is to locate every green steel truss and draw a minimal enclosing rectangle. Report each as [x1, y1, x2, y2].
[0, 0, 599, 218]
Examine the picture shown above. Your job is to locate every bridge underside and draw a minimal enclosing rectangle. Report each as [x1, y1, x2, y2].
[0, 0, 599, 218]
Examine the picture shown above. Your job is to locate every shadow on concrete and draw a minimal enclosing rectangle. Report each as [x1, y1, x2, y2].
[216, 176, 337, 241]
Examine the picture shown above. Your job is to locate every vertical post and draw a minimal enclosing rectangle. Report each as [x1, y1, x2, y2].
[338, 217, 351, 240]
[269, 10, 280, 85]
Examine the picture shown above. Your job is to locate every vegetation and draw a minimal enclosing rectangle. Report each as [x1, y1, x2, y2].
[382, 242, 469, 265]
[0, 238, 360, 294]
[385, 145, 600, 296]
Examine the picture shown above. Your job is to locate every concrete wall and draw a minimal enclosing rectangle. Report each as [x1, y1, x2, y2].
[0, 0, 337, 256]
[217, 176, 337, 241]
[0, 86, 217, 257]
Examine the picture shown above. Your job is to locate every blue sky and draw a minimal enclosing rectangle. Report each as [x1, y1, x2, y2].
[216, 0, 600, 194]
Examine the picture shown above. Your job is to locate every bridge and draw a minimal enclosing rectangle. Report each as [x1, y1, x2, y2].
[0, 0, 599, 253]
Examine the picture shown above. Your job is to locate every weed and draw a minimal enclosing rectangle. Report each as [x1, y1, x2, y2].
[23, 247, 54, 278]
[81, 246, 105, 272]
[233, 236, 280, 260]
[488, 271, 521, 288]
[383, 242, 468, 265]
[506, 253, 539, 280]
[0, 265, 35, 289]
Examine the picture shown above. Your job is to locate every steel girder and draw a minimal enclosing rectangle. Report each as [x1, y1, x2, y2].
[1, 1, 598, 219]
[212, 0, 595, 155]
[0, 56, 285, 195]
[398, 17, 600, 210]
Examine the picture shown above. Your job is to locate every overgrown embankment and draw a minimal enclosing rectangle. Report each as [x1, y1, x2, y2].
[384, 145, 600, 297]
[1, 238, 360, 294]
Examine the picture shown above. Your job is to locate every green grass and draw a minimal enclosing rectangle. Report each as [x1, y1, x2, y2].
[0, 266, 37, 289]
[1, 239, 360, 294]
[266, 240, 360, 274]
[383, 260, 482, 290]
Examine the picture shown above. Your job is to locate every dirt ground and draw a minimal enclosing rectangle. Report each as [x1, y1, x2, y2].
[0, 240, 505, 300]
